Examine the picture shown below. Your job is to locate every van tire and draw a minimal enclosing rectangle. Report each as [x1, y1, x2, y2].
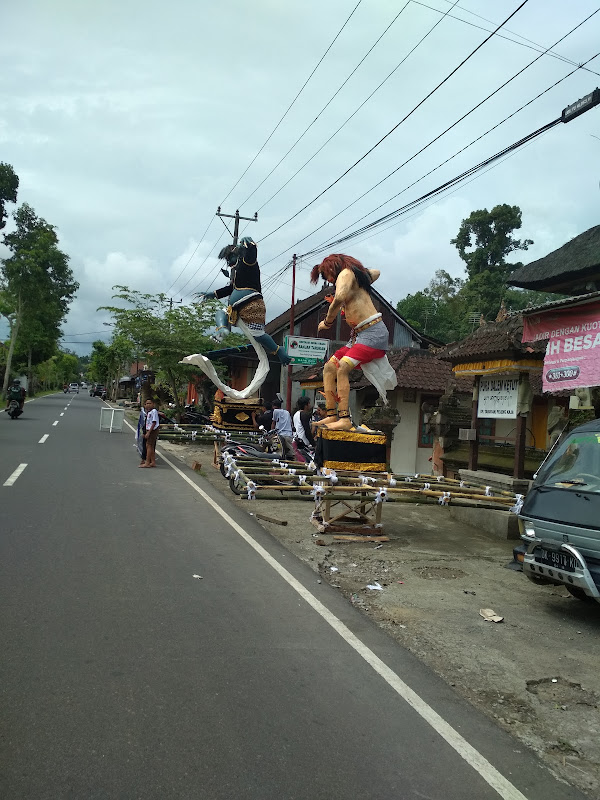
[566, 586, 594, 602]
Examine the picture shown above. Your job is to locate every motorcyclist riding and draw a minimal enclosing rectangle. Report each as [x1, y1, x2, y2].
[6, 379, 25, 413]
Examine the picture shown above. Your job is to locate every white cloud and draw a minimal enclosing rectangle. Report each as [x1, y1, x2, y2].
[1, 0, 599, 353]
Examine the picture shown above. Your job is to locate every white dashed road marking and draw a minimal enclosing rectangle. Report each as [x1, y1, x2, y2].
[52, 421, 59, 426]
[4, 464, 28, 487]
[39, 434, 49, 444]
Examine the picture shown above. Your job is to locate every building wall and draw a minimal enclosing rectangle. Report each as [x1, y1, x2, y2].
[389, 390, 434, 475]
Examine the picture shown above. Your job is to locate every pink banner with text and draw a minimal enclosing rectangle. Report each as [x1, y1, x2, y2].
[522, 302, 600, 392]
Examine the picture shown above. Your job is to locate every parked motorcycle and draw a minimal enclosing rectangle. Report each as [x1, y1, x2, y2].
[181, 404, 211, 426]
[219, 430, 282, 477]
[7, 399, 22, 419]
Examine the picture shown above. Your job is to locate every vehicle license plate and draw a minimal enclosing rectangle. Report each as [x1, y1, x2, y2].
[534, 546, 577, 572]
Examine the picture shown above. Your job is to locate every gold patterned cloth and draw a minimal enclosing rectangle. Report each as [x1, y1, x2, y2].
[227, 297, 266, 327]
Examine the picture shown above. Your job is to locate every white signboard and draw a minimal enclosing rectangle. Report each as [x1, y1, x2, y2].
[477, 375, 519, 419]
[284, 335, 329, 365]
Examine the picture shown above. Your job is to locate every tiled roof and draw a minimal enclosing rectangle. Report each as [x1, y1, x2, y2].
[354, 348, 452, 392]
[265, 285, 423, 342]
[509, 225, 600, 290]
[513, 289, 600, 315]
[265, 287, 330, 335]
[295, 348, 452, 393]
[441, 314, 546, 363]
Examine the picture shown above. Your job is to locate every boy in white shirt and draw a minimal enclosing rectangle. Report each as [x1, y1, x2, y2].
[140, 398, 160, 468]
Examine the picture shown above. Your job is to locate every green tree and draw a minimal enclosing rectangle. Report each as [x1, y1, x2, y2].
[397, 270, 466, 342]
[451, 204, 533, 281]
[450, 204, 533, 323]
[0, 162, 18, 230]
[396, 205, 548, 342]
[1, 204, 78, 395]
[99, 287, 239, 418]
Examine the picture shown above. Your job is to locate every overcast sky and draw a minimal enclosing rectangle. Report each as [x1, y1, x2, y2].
[1, 0, 599, 354]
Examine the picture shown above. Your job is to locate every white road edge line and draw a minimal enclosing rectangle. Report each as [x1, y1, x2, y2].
[3, 463, 28, 487]
[52, 420, 59, 426]
[122, 421, 526, 800]
[0, 396, 35, 414]
[39, 434, 49, 444]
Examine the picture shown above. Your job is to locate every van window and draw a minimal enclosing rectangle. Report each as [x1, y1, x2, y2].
[535, 432, 600, 494]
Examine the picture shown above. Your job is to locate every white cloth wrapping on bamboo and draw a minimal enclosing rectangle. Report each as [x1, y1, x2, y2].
[179, 319, 270, 400]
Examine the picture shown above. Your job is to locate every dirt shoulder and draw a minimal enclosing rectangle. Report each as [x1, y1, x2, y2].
[159, 438, 600, 798]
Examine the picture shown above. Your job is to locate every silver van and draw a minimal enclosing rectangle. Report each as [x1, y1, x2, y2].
[519, 418, 600, 603]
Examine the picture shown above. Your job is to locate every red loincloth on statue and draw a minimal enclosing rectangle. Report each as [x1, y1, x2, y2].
[334, 343, 386, 366]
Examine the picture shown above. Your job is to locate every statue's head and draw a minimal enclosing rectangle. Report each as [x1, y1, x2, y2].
[218, 237, 258, 268]
[238, 237, 257, 266]
[218, 244, 238, 267]
[310, 254, 372, 291]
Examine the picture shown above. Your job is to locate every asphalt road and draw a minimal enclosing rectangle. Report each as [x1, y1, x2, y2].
[0, 393, 589, 800]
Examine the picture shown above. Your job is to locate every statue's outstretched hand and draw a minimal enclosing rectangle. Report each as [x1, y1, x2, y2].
[196, 291, 216, 303]
[317, 320, 331, 334]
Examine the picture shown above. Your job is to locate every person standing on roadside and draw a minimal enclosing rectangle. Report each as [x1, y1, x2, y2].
[271, 398, 295, 460]
[136, 402, 147, 466]
[140, 398, 159, 468]
[293, 397, 315, 449]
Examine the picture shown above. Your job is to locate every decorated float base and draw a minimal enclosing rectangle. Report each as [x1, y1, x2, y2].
[315, 428, 387, 473]
[211, 397, 261, 431]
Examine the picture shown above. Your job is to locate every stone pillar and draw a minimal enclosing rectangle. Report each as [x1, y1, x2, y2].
[468, 376, 480, 471]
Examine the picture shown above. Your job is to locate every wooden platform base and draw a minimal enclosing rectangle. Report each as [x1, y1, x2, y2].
[310, 485, 384, 534]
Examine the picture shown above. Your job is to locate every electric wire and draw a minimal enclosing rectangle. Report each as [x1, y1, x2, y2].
[296, 117, 562, 259]
[219, 0, 363, 207]
[329, 131, 551, 253]
[178, 230, 227, 298]
[251, 0, 598, 219]
[259, 0, 530, 244]
[164, 217, 216, 295]
[417, 0, 600, 76]
[250, 0, 461, 215]
[315, 50, 600, 251]
[236, 1, 413, 209]
[260, 24, 600, 266]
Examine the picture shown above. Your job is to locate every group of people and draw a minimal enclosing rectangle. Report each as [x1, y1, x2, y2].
[136, 398, 160, 468]
[253, 396, 327, 461]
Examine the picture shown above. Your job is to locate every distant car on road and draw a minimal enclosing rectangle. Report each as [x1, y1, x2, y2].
[91, 384, 105, 397]
[67, 383, 80, 393]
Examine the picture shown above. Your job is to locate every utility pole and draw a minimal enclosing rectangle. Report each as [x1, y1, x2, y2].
[285, 254, 297, 411]
[216, 207, 258, 246]
[168, 297, 182, 312]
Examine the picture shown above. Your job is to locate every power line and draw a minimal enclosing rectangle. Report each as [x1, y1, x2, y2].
[164, 216, 216, 295]
[251, 0, 598, 219]
[417, 0, 600, 76]
[298, 117, 563, 258]
[169, 4, 364, 298]
[219, 0, 363, 207]
[179, 230, 227, 299]
[236, 1, 413, 209]
[259, 0, 530, 244]
[325, 132, 551, 253]
[250, 0, 460, 215]
[260, 16, 600, 265]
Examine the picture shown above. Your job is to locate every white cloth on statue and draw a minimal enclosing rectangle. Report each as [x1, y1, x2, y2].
[179, 318, 270, 400]
[361, 356, 397, 404]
